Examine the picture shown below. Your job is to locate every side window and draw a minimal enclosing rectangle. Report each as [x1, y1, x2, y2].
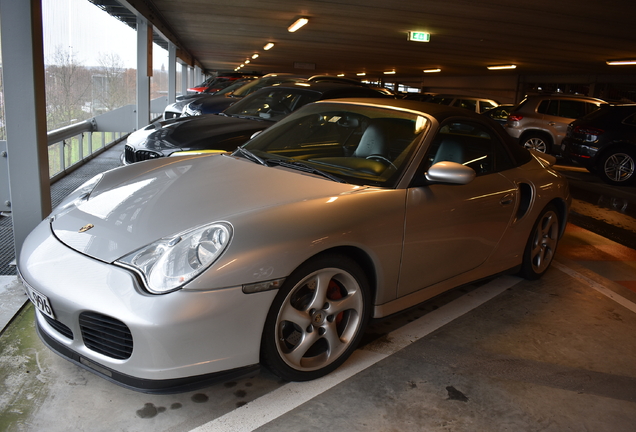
[453, 99, 477, 112]
[623, 113, 636, 126]
[425, 121, 513, 176]
[558, 100, 586, 119]
[585, 103, 602, 115]
[545, 100, 559, 116]
[537, 100, 551, 114]
[479, 101, 497, 112]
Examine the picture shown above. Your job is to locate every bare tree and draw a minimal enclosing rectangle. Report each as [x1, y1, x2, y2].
[45, 46, 92, 130]
[95, 52, 135, 112]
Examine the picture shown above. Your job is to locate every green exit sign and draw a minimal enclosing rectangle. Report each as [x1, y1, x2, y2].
[408, 31, 430, 42]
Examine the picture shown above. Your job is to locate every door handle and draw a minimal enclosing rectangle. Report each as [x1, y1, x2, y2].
[500, 193, 514, 206]
[548, 122, 556, 126]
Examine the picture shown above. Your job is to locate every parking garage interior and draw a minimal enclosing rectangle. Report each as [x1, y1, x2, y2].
[1, 1, 636, 431]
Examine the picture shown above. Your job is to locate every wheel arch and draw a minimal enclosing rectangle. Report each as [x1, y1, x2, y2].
[520, 129, 553, 145]
[593, 142, 635, 167]
[297, 246, 378, 304]
[547, 197, 569, 238]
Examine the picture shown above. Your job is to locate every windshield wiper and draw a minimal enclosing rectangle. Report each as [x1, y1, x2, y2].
[266, 159, 347, 183]
[233, 147, 267, 166]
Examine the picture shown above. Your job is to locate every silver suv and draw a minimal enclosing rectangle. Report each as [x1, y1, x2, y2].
[505, 95, 607, 153]
[427, 94, 499, 114]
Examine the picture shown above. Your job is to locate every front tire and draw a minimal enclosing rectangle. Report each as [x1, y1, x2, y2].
[598, 147, 636, 186]
[518, 205, 560, 280]
[261, 254, 371, 381]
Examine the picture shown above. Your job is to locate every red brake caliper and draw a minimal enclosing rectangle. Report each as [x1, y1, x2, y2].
[326, 280, 344, 325]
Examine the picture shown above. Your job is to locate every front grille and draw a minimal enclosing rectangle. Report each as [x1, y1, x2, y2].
[79, 312, 133, 360]
[124, 145, 135, 164]
[43, 315, 74, 339]
[124, 146, 162, 163]
[135, 150, 162, 162]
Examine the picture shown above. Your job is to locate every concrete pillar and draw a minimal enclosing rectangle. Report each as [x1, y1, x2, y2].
[136, 16, 151, 129]
[0, 0, 51, 257]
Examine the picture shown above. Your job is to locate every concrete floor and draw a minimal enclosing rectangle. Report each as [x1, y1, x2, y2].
[1, 223, 635, 432]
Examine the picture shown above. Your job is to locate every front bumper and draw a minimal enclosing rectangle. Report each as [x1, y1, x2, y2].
[19, 221, 277, 392]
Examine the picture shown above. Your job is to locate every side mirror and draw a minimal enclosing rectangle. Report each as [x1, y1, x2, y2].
[425, 161, 476, 185]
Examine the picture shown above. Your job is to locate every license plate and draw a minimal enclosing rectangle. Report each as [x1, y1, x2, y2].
[24, 284, 56, 320]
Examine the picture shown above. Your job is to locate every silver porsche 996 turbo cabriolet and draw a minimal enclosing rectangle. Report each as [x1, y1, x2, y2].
[19, 98, 570, 393]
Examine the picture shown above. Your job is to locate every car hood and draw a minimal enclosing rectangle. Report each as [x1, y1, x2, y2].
[132, 114, 269, 152]
[51, 154, 357, 262]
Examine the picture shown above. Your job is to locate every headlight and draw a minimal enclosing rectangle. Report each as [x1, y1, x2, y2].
[117, 222, 233, 294]
[50, 173, 104, 220]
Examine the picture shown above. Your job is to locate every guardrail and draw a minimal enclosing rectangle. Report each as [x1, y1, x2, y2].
[47, 118, 126, 182]
[47, 98, 167, 182]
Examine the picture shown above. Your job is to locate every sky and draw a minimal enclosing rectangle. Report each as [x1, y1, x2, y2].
[41, 0, 168, 69]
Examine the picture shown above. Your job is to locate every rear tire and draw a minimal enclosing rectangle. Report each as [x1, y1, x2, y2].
[521, 133, 551, 153]
[518, 205, 560, 280]
[597, 147, 636, 186]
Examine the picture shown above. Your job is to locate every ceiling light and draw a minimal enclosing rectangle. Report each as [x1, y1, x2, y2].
[384, 71, 396, 75]
[606, 59, 636, 65]
[252, 53, 259, 59]
[423, 68, 441, 73]
[356, 72, 366, 76]
[337, 74, 345, 77]
[240, 64, 244, 68]
[264, 43, 275, 50]
[288, 17, 309, 32]
[487, 64, 517, 70]
[245, 60, 250, 64]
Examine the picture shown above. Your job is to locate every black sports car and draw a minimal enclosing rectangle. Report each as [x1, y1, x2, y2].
[123, 81, 389, 164]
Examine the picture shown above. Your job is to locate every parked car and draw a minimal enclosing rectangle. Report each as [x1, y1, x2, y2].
[183, 74, 374, 117]
[163, 78, 257, 120]
[561, 104, 636, 185]
[187, 72, 255, 93]
[19, 99, 570, 392]
[482, 104, 514, 125]
[182, 73, 309, 117]
[426, 94, 499, 113]
[124, 81, 389, 164]
[505, 94, 607, 153]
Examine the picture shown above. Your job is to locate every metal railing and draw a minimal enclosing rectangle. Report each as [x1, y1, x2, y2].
[47, 119, 125, 182]
[46, 98, 167, 182]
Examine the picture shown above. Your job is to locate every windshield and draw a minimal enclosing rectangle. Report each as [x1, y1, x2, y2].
[231, 75, 307, 97]
[241, 102, 429, 187]
[214, 79, 255, 96]
[224, 88, 320, 122]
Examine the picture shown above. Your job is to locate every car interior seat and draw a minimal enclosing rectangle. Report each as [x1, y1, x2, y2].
[432, 137, 465, 165]
[353, 121, 389, 159]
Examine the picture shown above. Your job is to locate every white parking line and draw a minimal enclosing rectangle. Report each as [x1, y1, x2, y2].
[190, 275, 521, 432]
[552, 261, 636, 314]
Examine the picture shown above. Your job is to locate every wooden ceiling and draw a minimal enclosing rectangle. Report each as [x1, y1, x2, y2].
[125, 0, 636, 81]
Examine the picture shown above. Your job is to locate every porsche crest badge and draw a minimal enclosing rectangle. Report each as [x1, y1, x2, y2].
[79, 223, 94, 233]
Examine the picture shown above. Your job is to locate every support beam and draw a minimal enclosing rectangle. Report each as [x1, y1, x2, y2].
[0, 0, 51, 257]
[168, 43, 177, 103]
[180, 62, 188, 96]
[136, 16, 150, 129]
